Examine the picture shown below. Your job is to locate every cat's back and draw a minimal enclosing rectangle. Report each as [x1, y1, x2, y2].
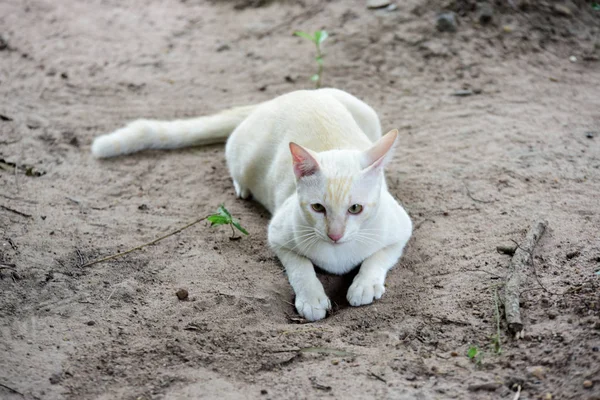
[225, 89, 375, 212]
[268, 90, 373, 151]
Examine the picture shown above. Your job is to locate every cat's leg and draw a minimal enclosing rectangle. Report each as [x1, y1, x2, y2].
[347, 240, 406, 307]
[274, 248, 331, 321]
[233, 179, 251, 199]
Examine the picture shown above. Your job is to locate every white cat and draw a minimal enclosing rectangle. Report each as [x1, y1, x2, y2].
[92, 88, 412, 321]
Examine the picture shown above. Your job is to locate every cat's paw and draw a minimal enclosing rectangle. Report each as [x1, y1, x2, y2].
[295, 292, 331, 322]
[347, 278, 385, 307]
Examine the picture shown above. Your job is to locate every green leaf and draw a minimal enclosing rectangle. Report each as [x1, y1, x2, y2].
[217, 204, 232, 220]
[467, 346, 478, 359]
[207, 215, 230, 226]
[310, 74, 319, 81]
[314, 30, 328, 45]
[294, 31, 315, 42]
[232, 220, 249, 235]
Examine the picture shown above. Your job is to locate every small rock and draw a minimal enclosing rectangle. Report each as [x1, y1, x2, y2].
[468, 382, 501, 392]
[49, 373, 62, 384]
[566, 250, 580, 259]
[406, 375, 417, 381]
[548, 312, 557, 320]
[367, 0, 391, 9]
[585, 131, 596, 139]
[138, 204, 148, 211]
[436, 12, 458, 33]
[450, 351, 459, 357]
[554, 4, 572, 17]
[176, 289, 189, 301]
[452, 89, 473, 97]
[527, 365, 545, 380]
[476, 2, 494, 24]
[0, 35, 10, 51]
[544, 394, 553, 400]
[569, 55, 577, 63]
[497, 245, 516, 256]
[86, 320, 96, 326]
[216, 44, 230, 52]
[583, 380, 593, 389]
[260, 389, 268, 395]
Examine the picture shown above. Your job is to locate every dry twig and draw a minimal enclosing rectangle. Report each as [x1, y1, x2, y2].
[504, 220, 547, 338]
[80, 215, 210, 268]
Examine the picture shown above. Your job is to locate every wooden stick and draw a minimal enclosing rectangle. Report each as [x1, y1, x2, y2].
[80, 215, 209, 268]
[504, 220, 547, 337]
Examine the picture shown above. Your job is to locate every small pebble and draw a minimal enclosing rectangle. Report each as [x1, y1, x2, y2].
[436, 12, 458, 33]
[452, 89, 473, 97]
[476, 2, 493, 24]
[176, 289, 189, 301]
[49, 373, 62, 384]
[586, 132, 596, 139]
[583, 380, 593, 389]
[566, 250, 580, 259]
[367, 0, 391, 9]
[554, 4, 572, 17]
[526, 365, 545, 380]
[260, 389, 268, 395]
[86, 320, 96, 326]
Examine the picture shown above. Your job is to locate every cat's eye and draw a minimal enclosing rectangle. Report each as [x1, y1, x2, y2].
[348, 204, 363, 214]
[311, 203, 326, 213]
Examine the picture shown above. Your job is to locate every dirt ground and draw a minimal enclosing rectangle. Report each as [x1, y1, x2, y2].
[1, 0, 599, 399]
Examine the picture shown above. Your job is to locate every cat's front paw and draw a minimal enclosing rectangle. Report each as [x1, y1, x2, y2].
[347, 277, 385, 307]
[295, 292, 331, 322]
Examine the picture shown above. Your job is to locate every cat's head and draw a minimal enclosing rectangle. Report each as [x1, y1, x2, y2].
[290, 129, 398, 244]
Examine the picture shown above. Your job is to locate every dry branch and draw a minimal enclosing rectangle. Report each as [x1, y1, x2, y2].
[80, 215, 209, 268]
[504, 220, 547, 338]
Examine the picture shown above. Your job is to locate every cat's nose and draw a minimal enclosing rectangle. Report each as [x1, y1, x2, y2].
[328, 233, 343, 243]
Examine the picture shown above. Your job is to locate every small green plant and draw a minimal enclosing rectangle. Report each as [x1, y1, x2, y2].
[467, 345, 483, 365]
[592, 2, 600, 11]
[294, 30, 329, 88]
[207, 204, 249, 240]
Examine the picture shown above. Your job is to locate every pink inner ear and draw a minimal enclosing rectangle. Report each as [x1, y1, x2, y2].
[361, 129, 398, 170]
[289, 142, 319, 179]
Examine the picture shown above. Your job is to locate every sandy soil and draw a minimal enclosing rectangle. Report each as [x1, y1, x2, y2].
[1, 0, 600, 399]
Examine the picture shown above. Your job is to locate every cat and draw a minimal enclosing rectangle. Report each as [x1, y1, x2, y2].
[92, 88, 412, 321]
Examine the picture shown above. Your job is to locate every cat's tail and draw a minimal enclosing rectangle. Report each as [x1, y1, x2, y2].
[91, 104, 258, 158]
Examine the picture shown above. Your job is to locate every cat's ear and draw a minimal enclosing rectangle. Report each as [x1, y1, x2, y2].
[289, 142, 320, 179]
[360, 129, 398, 171]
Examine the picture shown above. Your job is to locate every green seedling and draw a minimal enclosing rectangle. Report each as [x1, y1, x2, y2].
[294, 30, 329, 88]
[467, 345, 483, 365]
[207, 204, 249, 240]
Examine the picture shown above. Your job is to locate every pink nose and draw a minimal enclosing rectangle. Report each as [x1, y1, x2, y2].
[328, 233, 343, 242]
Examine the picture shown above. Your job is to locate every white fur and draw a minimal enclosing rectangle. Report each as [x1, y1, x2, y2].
[92, 89, 412, 321]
